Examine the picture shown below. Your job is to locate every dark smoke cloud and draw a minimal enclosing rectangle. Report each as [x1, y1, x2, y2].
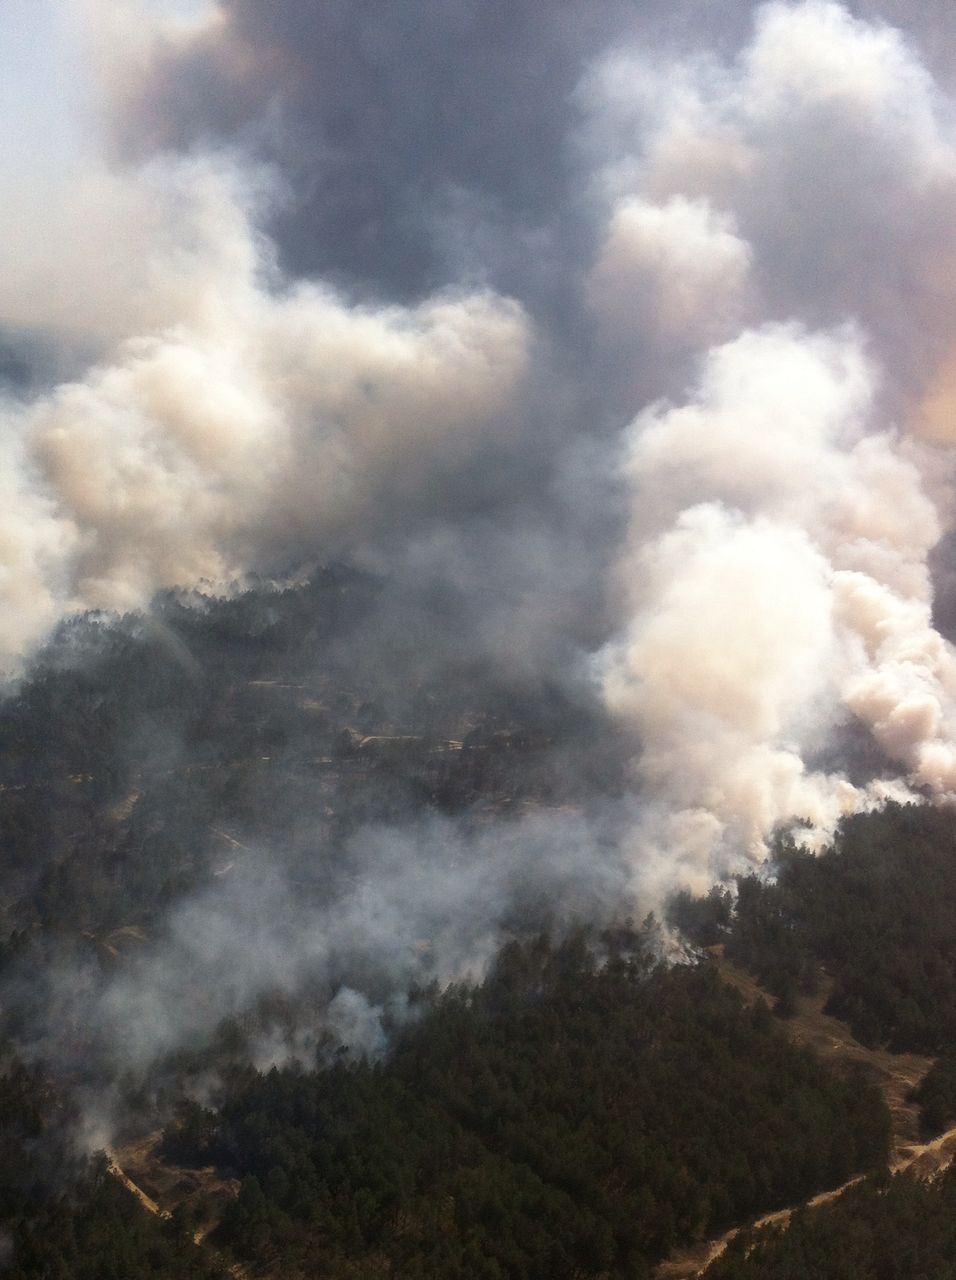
[109, 0, 759, 307]
[112, 2, 956, 302]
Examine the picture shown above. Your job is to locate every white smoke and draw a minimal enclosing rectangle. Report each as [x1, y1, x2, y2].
[598, 325, 926, 891]
[590, 3, 956, 891]
[587, 196, 752, 350]
[0, 152, 529, 668]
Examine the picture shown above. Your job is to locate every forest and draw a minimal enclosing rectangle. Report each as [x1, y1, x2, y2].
[0, 570, 622, 1081]
[164, 931, 887, 1279]
[0, 1052, 224, 1280]
[702, 1166, 956, 1280]
[0, 570, 620, 948]
[669, 803, 956, 1055]
[0, 579, 954, 1277]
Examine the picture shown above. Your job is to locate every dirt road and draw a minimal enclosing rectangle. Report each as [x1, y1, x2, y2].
[654, 954, 956, 1279]
[656, 1122, 956, 1280]
[104, 1148, 168, 1219]
[106, 1141, 251, 1279]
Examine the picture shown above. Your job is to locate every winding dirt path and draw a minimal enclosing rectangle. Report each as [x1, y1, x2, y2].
[654, 953, 956, 1279]
[656, 1123, 956, 1280]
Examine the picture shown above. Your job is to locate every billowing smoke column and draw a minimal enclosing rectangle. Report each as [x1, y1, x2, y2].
[5, 0, 956, 928]
[598, 326, 933, 894]
[587, 1, 956, 890]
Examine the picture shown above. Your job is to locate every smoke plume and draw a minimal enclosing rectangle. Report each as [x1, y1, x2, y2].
[584, 1, 956, 887]
[6, 0, 956, 1071]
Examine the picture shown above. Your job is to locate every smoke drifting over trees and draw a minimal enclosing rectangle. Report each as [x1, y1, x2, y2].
[6, 0, 956, 1075]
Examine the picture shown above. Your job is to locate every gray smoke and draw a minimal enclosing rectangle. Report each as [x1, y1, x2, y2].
[17, 808, 632, 1080]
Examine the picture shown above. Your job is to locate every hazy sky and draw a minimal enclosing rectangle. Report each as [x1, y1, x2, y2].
[0, 0, 81, 177]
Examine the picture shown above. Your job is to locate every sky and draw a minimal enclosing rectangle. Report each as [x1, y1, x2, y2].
[0, 0, 82, 177]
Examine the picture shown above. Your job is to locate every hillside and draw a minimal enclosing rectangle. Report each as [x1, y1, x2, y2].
[0, 573, 623, 1082]
[132, 931, 889, 1279]
[657, 953, 956, 1279]
[670, 804, 956, 1057]
[0, 586, 955, 1278]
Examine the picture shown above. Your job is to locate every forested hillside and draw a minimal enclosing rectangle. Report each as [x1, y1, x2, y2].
[670, 803, 956, 1055]
[0, 1054, 224, 1279]
[164, 931, 887, 1280]
[0, 570, 618, 948]
[0, 572, 623, 1082]
[0, 584, 953, 1279]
